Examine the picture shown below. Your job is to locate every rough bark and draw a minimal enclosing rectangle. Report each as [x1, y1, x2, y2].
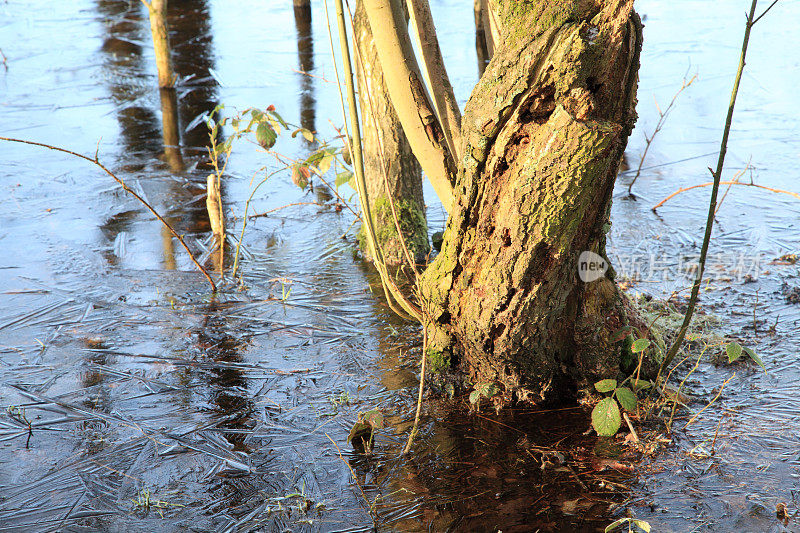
[420, 0, 653, 403]
[354, 0, 429, 265]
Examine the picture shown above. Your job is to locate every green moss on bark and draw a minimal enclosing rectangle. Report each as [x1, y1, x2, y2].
[357, 195, 429, 265]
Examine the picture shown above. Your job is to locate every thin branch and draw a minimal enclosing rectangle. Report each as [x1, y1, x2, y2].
[714, 158, 751, 214]
[0, 136, 217, 292]
[751, 0, 779, 25]
[651, 179, 799, 211]
[683, 372, 735, 429]
[325, 433, 378, 528]
[248, 202, 324, 219]
[402, 325, 428, 455]
[328, 0, 422, 321]
[347, 0, 422, 277]
[659, 0, 762, 374]
[627, 74, 697, 196]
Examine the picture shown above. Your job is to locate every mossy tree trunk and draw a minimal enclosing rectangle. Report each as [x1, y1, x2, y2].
[354, 0, 429, 265]
[415, 0, 652, 403]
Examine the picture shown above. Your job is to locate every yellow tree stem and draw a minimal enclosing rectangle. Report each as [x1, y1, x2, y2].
[363, 0, 455, 212]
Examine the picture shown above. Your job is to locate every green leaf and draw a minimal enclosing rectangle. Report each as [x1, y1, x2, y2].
[614, 387, 637, 411]
[469, 390, 481, 405]
[317, 152, 334, 175]
[256, 122, 277, 149]
[341, 144, 352, 165]
[743, 347, 766, 372]
[605, 518, 629, 533]
[476, 382, 499, 398]
[335, 170, 353, 189]
[362, 409, 384, 430]
[594, 379, 617, 393]
[726, 342, 743, 363]
[631, 379, 652, 391]
[347, 422, 371, 443]
[268, 108, 288, 128]
[605, 518, 651, 533]
[592, 397, 621, 436]
[267, 118, 282, 134]
[292, 128, 314, 142]
[631, 338, 651, 353]
[291, 164, 310, 190]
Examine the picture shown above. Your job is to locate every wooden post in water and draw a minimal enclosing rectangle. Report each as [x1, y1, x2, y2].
[144, 0, 175, 88]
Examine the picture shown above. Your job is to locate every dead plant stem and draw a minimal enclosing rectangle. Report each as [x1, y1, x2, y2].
[402, 326, 427, 455]
[0, 136, 217, 291]
[683, 372, 735, 429]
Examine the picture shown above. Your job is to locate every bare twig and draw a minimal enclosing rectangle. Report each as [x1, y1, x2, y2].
[327, 0, 422, 321]
[0, 136, 217, 291]
[683, 372, 736, 429]
[627, 74, 697, 196]
[751, 0, 779, 25]
[345, 0, 421, 277]
[714, 158, 751, 214]
[325, 433, 378, 527]
[249, 202, 325, 219]
[623, 412, 639, 443]
[659, 0, 768, 374]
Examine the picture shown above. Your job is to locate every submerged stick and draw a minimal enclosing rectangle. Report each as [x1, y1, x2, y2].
[659, 0, 766, 374]
[0, 136, 217, 292]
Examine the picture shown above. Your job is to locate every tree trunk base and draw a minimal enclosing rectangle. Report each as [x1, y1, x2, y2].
[420, 2, 652, 405]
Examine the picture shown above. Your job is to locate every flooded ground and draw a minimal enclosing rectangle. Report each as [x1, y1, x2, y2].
[1, 0, 799, 531]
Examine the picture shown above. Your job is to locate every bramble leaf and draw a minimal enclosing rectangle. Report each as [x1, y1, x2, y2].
[594, 379, 617, 393]
[256, 122, 277, 149]
[631, 338, 651, 353]
[743, 346, 766, 372]
[592, 397, 621, 436]
[615, 387, 637, 411]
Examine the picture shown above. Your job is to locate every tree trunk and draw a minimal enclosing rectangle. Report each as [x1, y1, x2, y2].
[420, 0, 654, 403]
[473, 0, 490, 78]
[354, 0, 429, 265]
[145, 0, 175, 88]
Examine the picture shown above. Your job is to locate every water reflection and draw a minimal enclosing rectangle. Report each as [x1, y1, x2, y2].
[168, 0, 220, 153]
[159, 87, 185, 171]
[293, 0, 316, 136]
[196, 300, 254, 453]
[96, 0, 230, 271]
[97, 0, 161, 158]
